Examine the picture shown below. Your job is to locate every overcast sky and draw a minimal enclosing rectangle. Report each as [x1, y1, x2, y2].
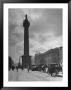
[8, 8, 62, 62]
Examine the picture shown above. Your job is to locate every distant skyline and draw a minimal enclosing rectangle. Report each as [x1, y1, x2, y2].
[9, 8, 62, 62]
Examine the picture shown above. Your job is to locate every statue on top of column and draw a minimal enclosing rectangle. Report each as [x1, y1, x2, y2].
[23, 14, 30, 28]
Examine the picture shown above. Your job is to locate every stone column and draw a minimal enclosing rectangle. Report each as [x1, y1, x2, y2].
[22, 14, 31, 68]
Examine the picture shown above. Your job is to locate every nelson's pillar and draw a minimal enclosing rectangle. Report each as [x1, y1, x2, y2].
[22, 14, 31, 68]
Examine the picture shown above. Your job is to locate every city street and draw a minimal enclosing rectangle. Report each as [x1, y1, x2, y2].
[9, 69, 62, 81]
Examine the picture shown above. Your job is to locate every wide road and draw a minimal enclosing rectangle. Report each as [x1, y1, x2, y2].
[9, 69, 62, 81]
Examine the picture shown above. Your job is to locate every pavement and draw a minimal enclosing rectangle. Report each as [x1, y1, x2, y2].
[8, 69, 62, 81]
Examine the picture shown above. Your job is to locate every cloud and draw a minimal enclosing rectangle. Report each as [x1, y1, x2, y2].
[30, 13, 42, 21]
[29, 32, 62, 55]
[30, 32, 55, 44]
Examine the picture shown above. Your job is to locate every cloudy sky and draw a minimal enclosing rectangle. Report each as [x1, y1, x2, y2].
[8, 8, 62, 62]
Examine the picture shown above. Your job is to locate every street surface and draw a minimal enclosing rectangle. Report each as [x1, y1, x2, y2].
[9, 69, 62, 81]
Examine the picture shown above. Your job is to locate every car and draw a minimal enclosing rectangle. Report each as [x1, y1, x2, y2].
[47, 64, 62, 76]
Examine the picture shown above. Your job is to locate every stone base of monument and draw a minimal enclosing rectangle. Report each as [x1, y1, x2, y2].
[22, 55, 31, 68]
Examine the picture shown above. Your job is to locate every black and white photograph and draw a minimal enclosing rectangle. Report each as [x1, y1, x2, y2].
[3, 4, 68, 87]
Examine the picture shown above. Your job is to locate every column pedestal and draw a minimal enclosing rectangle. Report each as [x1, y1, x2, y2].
[22, 55, 31, 68]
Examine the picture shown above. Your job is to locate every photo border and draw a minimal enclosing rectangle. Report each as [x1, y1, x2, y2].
[3, 3, 68, 87]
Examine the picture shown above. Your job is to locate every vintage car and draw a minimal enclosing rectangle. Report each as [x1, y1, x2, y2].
[47, 64, 62, 76]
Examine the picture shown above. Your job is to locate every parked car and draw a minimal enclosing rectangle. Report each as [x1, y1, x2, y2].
[47, 64, 62, 76]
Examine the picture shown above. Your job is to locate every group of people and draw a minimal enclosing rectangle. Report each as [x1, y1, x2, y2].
[9, 63, 62, 77]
